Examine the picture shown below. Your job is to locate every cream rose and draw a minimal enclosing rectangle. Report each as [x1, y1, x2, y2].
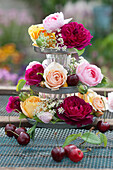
[43, 62, 67, 90]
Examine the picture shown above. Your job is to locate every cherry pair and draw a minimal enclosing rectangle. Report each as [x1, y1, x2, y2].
[5, 124, 30, 145]
[51, 144, 83, 163]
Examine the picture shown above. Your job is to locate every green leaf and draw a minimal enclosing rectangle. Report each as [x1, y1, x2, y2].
[74, 48, 85, 56]
[95, 77, 108, 87]
[19, 113, 27, 119]
[16, 79, 26, 92]
[81, 132, 101, 145]
[27, 121, 38, 140]
[33, 115, 43, 123]
[100, 133, 107, 147]
[62, 133, 82, 148]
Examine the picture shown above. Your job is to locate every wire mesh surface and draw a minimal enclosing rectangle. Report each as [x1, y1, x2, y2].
[0, 95, 18, 116]
[0, 127, 113, 168]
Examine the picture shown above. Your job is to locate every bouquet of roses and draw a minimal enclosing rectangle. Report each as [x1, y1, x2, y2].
[28, 12, 93, 52]
[6, 12, 112, 129]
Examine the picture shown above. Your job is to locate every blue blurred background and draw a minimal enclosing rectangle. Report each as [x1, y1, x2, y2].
[0, 0, 113, 87]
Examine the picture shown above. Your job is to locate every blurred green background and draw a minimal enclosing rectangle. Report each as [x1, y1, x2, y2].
[0, 0, 113, 87]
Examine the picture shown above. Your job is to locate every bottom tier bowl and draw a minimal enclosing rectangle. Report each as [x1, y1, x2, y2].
[27, 117, 97, 129]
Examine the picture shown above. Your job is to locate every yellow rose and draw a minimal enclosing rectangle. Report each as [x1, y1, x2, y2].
[20, 96, 41, 118]
[28, 25, 44, 41]
[28, 24, 56, 48]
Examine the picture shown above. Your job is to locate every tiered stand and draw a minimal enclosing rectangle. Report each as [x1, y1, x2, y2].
[28, 46, 96, 128]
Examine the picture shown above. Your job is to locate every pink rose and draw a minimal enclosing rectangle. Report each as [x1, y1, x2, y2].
[26, 61, 41, 70]
[56, 96, 93, 127]
[59, 22, 93, 50]
[38, 112, 53, 123]
[76, 62, 103, 87]
[108, 92, 113, 112]
[6, 96, 22, 113]
[43, 12, 72, 31]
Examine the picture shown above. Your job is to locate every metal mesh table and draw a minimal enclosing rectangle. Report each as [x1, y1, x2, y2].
[0, 93, 113, 169]
[0, 127, 113, 169]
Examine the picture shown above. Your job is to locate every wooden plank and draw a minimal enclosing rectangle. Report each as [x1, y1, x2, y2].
[0, 116, 32, 127]
[0, 86, 30, 95]
[0, 86, 113, 95]
[0, 116, 113, 130]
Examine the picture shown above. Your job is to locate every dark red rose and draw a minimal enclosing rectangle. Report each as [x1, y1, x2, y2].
[25, 64, 44, 86]
[6, 96, 22, 113]
[56, 96, 93, 127]
[59, 22, 93, 50]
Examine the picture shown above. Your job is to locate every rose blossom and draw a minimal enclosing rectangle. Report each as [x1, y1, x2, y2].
[37, 112, 53, 123]
[76, 62, 103, 86]
[43, 12, 72, 31]
[43, 62, 67, 90]
[26, 61, 41, 70]
[6, 96, 22, 113]
[56, 96, 93, 127]
[25, 63, 44, 86]
[60, 22, 93, 50]
[108, 92, 113, 112]
[20, 96, 41, 118]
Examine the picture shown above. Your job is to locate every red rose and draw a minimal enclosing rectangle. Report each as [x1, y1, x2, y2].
[56, 96, 93, 127]
[60, 22, 93, 50]
[25, 64, 44, 86]
[6, 96, 22, 113]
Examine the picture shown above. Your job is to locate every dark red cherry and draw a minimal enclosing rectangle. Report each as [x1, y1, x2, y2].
[64, 144, 77, 157]
[97, 120, 110, 133]
[5, 124, 16, 137]
[17, 132, 30, 145]
[67, 74, 79, 86]
[51, 147, 65, 162]
[14, 127, 27, 139]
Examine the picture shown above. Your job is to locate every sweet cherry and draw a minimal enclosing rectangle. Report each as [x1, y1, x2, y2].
[64, 144, 77, 157]
[5, 124, 16, 137]
[17, 132, 30, 145]
[97, 120, 110, 133]
[51, 147, 65, 162]
[14, 127, 27, 139]
[67, 74, 79, 86]
[69, 148, 84, 162]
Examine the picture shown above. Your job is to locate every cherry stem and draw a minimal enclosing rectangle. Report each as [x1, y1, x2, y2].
[54, 132, 59, 147]
[7, 130, 19, 137]
[102, 91, 106, 122]
[82, 148, 92, 153]
[79, 127, 95, 147]
[19, 120, 21, 128]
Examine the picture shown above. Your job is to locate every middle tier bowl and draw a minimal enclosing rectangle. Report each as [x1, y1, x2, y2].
[30, 86, 78, 94]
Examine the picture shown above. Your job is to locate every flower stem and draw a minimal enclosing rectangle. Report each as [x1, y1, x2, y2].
[19, 120, 21, 128]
